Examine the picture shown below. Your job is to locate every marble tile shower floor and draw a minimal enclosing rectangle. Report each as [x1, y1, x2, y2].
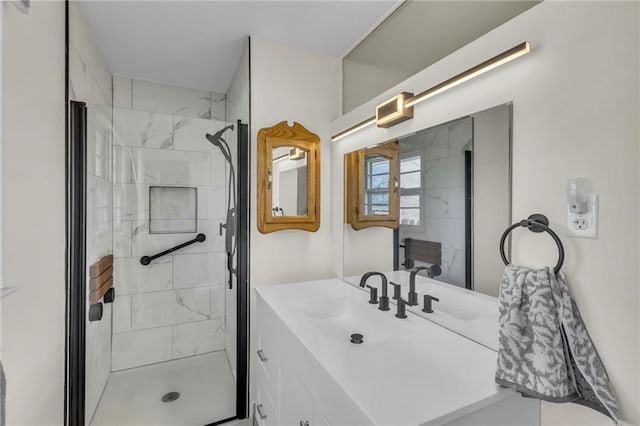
[91, 351, 236, 426]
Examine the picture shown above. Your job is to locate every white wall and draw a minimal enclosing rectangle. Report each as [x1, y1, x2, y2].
[250, 38, 340, 401]
[332, 2, 639, 425]
[1, 2, 66, 424]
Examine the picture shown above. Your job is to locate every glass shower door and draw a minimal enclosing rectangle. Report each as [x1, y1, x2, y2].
[82, 100, 241, 425]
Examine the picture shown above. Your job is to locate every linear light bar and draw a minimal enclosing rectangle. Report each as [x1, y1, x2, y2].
[331, 41, 531, 142]
[331, 117, 376, 142]
[404, 41, 530, 108]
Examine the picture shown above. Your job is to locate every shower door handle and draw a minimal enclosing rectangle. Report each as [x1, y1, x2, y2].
[257, 349, 268, 362]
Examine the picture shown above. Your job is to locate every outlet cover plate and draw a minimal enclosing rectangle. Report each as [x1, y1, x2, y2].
[566, 194, 598, 238]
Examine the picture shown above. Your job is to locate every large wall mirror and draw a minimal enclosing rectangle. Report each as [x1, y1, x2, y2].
[341, 103, 512, 345]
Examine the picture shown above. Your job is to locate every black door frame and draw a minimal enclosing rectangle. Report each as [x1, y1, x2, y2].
[64, 6, 251, 422]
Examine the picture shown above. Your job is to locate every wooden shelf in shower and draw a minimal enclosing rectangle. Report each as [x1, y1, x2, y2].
[90, 255, 113, 278]
[90, 277, 113, 304]
[89, 255, 114, 304]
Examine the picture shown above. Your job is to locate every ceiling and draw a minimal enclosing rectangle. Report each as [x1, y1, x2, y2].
[77, 1, 400, 93]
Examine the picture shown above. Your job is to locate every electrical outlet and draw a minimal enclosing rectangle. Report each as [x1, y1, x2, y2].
[566, 194, 598, 238]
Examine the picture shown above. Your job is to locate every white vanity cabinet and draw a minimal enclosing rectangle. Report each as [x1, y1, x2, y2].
[255, 280, 540, 426]
[256, 302, 329, 426]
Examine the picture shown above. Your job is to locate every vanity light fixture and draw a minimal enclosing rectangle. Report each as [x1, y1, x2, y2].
[404, 41, 530, 108]
[376, 92, 414, 128]
[331, 41, 531, 141]
[289, 147, 306, 160]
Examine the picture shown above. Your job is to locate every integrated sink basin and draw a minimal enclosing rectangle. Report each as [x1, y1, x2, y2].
[294, 296, 414, 345]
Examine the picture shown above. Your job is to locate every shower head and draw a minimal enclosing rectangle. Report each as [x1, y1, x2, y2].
[206, 125, 234, 146]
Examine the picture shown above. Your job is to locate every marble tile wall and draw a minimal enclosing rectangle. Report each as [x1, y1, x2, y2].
[111, 105, 233, 371]
[113, 76, 226, 121]
[69, 3, 114, 422]
[399, 118, 472, 287]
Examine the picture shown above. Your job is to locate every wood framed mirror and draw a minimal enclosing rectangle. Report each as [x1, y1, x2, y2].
[257, 121, 321, 234]
[345, 141, 400, 230]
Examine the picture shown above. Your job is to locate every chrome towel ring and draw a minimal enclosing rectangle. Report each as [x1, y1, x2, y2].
[499, 214, 565, 274]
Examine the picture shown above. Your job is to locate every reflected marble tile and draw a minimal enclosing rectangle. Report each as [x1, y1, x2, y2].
[112, 327, 172, 371]
[113, 295, 132, 333]
[113, 257, 172, 295]
[423, 217, 465, 251]
[423, 154, 465, 189]
[426, 126, 449, 149]
[447, 187, 466, 219]
[423, 189, 448, 219]
[129, 147, 210, 186]
[172, 318, 225, 359]
[441, 248, 466, 287]
[113, 76, 133, 109]
[113, 108, 173, 149]
[448, 118, 473, 152]
[132, 79, 211, 119]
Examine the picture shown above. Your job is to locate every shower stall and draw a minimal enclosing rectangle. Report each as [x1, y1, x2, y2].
[66, 43, 250, 425]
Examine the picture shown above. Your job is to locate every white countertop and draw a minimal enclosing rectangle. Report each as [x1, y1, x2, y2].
[256, 278, 513, 426]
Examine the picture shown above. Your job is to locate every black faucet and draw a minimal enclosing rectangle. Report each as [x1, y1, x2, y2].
[422, 294, 440, 313]
[395, 297, 408, 319]
[408, 266, 442, 306]
[408, 267, 430, 306]
[359, 271, 390, 311]
[365, 285, 378, 304]
[390, 282, 402, 300]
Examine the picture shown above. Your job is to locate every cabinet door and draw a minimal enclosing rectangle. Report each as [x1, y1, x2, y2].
[279, 359, 314, 426]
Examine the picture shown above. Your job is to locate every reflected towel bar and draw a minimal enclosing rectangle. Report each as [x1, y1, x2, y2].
[140, 233, 206, 265]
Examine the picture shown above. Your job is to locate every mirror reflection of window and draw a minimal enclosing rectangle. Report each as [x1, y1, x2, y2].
[363, 154, 390, 215]
[272, 146, 308, 217]
[400, 153, 422, 227]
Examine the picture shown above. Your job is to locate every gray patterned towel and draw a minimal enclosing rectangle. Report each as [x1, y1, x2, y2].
[495, 265, 619, 423]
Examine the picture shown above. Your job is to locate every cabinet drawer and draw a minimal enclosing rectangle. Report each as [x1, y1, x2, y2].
[256, 327, 280, 382]
[255, 366, 278, 426]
